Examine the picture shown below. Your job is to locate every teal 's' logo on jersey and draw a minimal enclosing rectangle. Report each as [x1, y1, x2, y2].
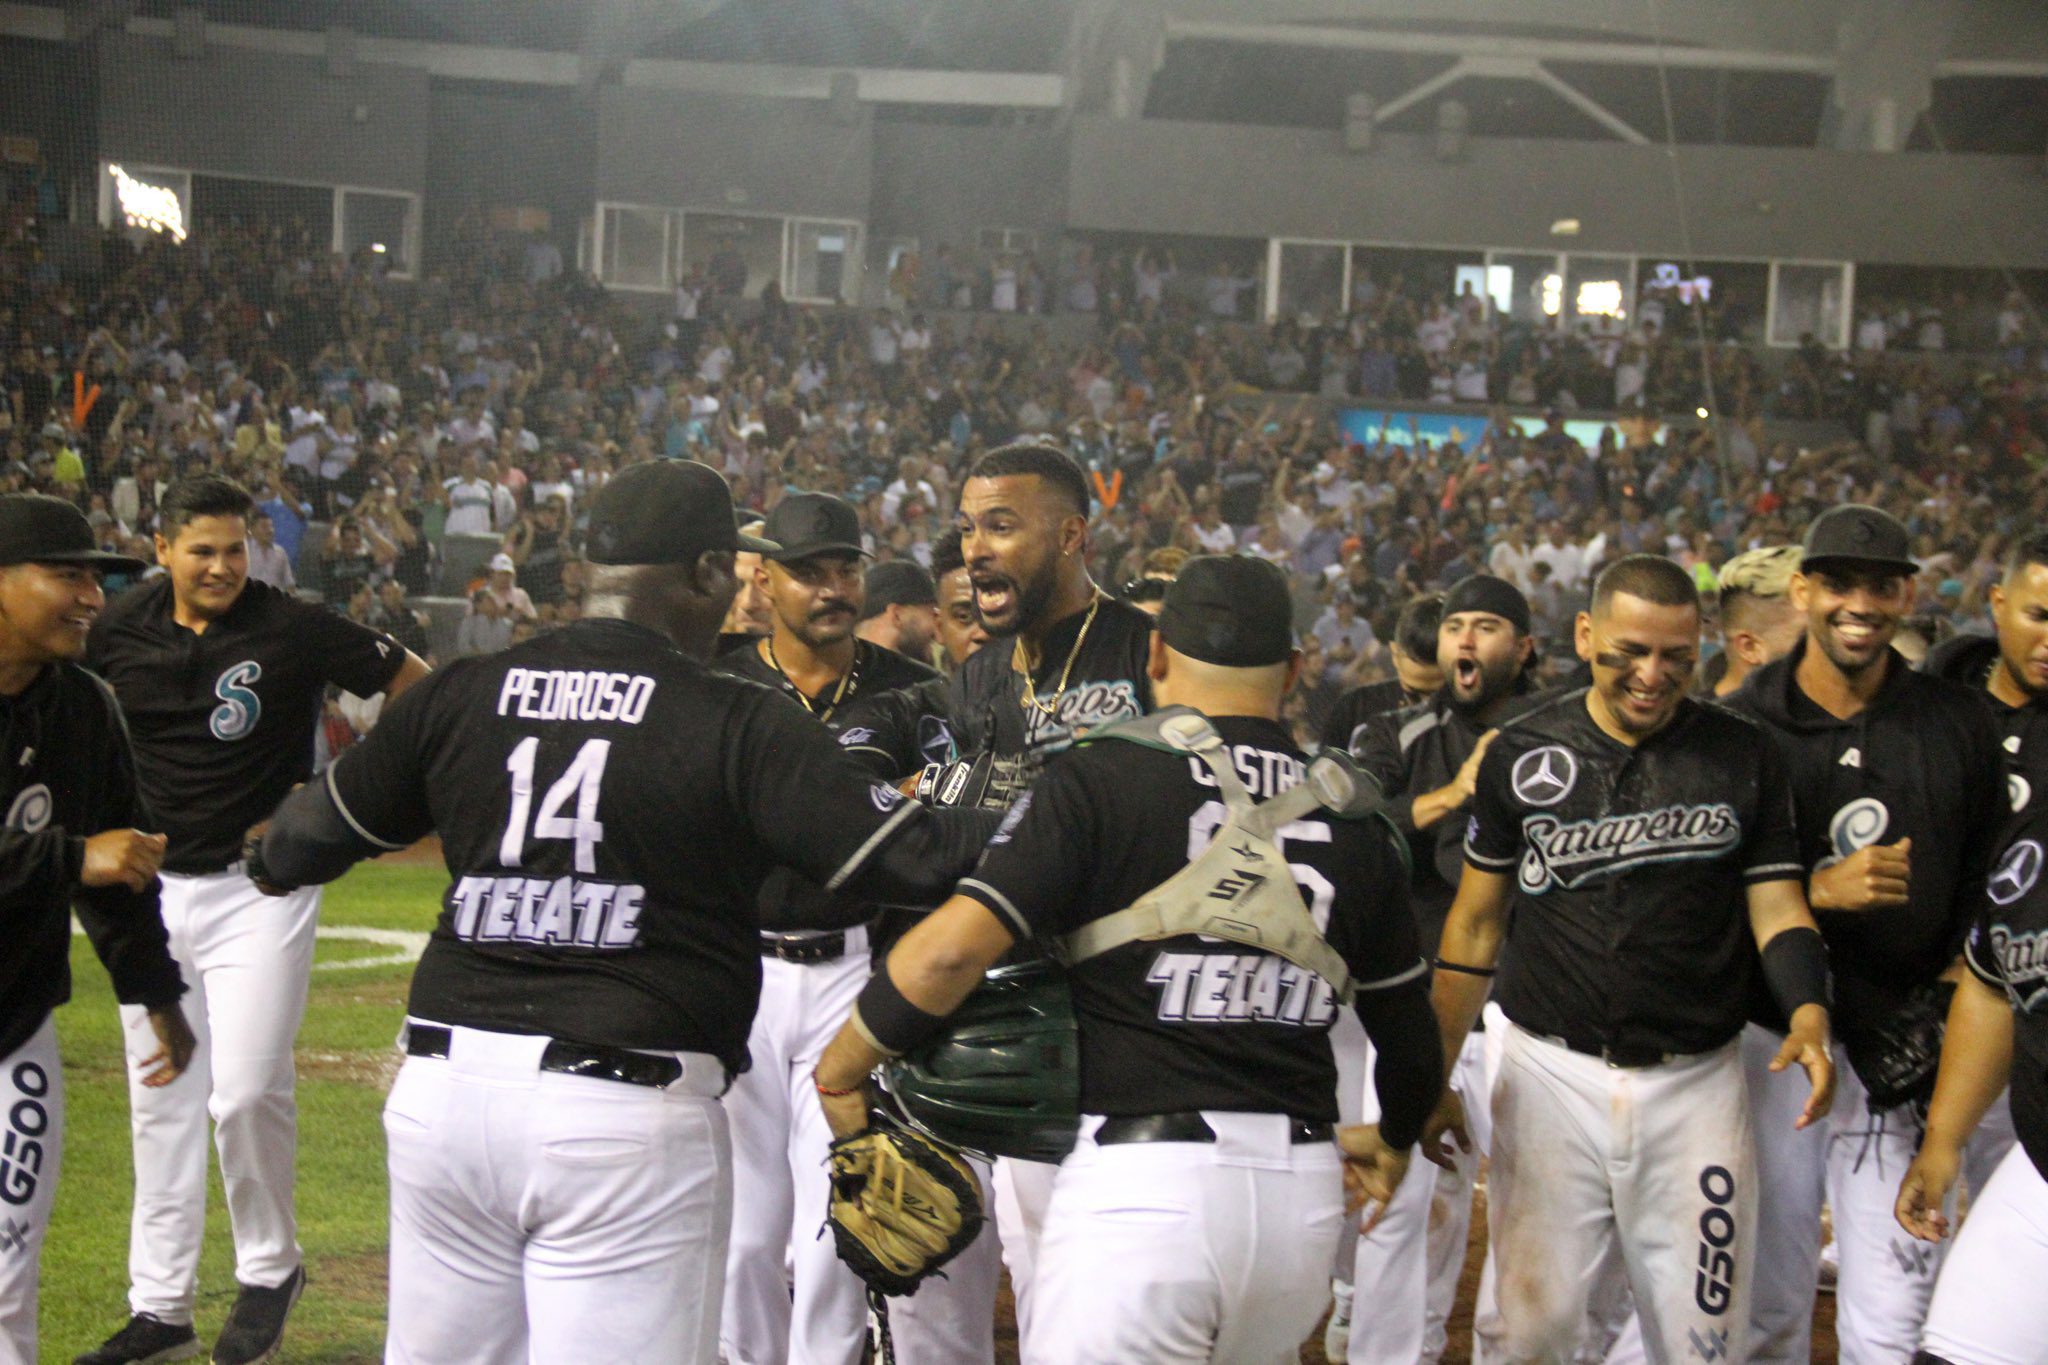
[210, 661, 263, 740]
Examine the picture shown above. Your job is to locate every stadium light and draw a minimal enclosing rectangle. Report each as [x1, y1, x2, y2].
[109, 164, 187, 243]
[1540, 273, 1563, 317]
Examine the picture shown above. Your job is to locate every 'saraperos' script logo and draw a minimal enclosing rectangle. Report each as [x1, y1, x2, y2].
[1510, 746, 1578, 807]
[1518, 803, 1740, 894]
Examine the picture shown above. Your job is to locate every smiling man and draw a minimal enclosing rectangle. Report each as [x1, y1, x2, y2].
[1724, 504, 2009, 1365]
[0, 496, 194, 1365]
[79, 475, 427, 1365]
[1434, 553, 1834, 1365]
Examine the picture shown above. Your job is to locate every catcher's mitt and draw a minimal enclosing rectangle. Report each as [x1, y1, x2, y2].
[826, 1125, 984, 1296]
[1840, 980, 1954, 1114]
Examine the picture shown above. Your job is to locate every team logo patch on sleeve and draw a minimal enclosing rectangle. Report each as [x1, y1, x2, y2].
[870, 782, 905, 812]
[1509, 746, 1578, 807]
[837, 727, 876, 748]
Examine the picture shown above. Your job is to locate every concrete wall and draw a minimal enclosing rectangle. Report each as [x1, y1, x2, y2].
[1065, 116, 2048, 268]
[594, 87, 871, 220]
[97, 31, 429, 192]
[424, 85, 597, 256]
[869, 121, 1067, 250]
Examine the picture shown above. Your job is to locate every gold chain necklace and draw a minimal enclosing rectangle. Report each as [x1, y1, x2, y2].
[765, 638, 856, 723]
[1017, 593, 1103, 720]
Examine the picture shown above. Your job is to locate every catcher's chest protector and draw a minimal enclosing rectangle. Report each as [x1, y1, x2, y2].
[1060, 707, 1384, 1004]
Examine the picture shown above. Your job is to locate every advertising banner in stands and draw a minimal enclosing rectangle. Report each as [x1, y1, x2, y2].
[1338, 407, 1663, 453]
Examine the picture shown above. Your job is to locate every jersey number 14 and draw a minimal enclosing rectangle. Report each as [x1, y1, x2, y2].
[499, 737, 611, 874]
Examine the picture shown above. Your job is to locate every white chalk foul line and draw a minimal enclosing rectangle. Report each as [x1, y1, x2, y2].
[73, 920, 428, 972]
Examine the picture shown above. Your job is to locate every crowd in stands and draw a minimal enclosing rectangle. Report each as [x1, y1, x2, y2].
[2, 206, 2045, 743]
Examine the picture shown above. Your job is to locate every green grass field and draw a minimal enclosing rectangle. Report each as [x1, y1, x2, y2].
[41, 861, 444, 1364]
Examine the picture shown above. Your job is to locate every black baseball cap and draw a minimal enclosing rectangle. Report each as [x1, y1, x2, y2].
[1159, 555, 1296, 667]
[858, 560, 937, 620]
[585, 460, 777, 566]
[1441, 574, 1531, 636]
[0, 494, 146, 573]
[763, 492, 867, 563]
[1801, 504, 1916, 577]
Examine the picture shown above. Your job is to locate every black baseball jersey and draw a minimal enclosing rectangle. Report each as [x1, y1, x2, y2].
[1923, 632, 2048, 821]
[716, 638, 951, 777]
[88, 578, 406, 873]
[1727, 640, 2005, 1033]
[1354, 689, 1544, 952]
[319, 618, 993, 1071]
[1463, 690, 1803, 1055]
[947, 594, 1153, 807]
[1320, 678, 1425, 757]
[959, 715, 1425, 1120]
[718, 640, 955, 933]
[1964, 801, 2048, 1180]
[0, 663, 184, 1059]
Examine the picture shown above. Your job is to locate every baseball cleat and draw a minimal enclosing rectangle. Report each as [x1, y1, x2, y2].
[210, 1265, 306, 1365]
[73, 1313, 201, 1364]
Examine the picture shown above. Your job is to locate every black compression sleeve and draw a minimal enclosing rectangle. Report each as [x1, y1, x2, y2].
[851, 964, 949, 1057]
[257, 779, 383, 890]
[1760, 925, 1832, 1022]
[834, 805, 1003, 905]
[1353, 976, 1445, 1151]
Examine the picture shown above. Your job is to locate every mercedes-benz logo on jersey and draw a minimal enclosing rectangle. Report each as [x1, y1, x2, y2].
[4, 783, 51, 833]
[1510, 746, 1578, 807]
[1827, 797, 1889, 861]
[1991, 839, 2043, 907]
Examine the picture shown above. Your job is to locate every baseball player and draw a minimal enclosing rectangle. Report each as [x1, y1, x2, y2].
[1705, 546, 1804, 699]
[855, 559, 940, 665]
[0, 496, 194, 1365]
[1724, 505, 2008, 1365]
[711, 492, 965, 1365]
[1923, 527, 2048, 821]
[1894, 798, 2048, 1364]
[947, 441, 1154, 1342]
[929, 528, 988, 672]
[1435, 553, 1836, 1364]
[79, 475, 428, 1365]
[813, 554, 1446, 1364]
[1321, 592, 1448, 756]
[716, 515, 774, 653]
[1341, 574, 1537, 1364]
[245, 460, 1000, 1364]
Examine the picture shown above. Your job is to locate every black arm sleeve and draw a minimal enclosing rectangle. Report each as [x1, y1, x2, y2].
[73, 679, 183, 1009]
[1352, 976, 1445, 1150]
[257, 771, 388, 889]
[828, 804, 1004, 904]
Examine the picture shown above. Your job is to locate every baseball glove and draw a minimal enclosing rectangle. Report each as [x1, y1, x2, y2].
[1840, 980, 1954, 1114]
[826, 1125, 984, 1296]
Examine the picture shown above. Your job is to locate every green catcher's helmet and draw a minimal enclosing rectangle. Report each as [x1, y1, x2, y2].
[880, 960, 1080, 1164]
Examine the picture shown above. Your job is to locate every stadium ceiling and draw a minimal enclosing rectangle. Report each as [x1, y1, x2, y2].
[7, 0, 2045, 146]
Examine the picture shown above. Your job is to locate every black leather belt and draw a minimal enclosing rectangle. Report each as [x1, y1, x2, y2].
[1095, 1112, 1333, 1146]
[760, 931, 847, 964]
[403, 1024, 683, 1089]
[1540, 1031, 1677, 1070]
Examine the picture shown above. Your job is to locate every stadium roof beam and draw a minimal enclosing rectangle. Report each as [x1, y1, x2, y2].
[1160, 17, 2048, 79]
[1370, 54, 1648, 143]
[0, 3, 1066, 108]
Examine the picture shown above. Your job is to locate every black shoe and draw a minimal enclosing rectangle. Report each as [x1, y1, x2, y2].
[73, 1314, 201, 1364]
[210, 1266, 306, 1365]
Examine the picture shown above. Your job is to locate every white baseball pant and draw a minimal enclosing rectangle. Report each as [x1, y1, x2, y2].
[888, 1150, 1001, 1365]
[1348, 1026, 1490, 1364]
[721, 936, 870, 1365]
[992, 1155, 1059, 1350]
[120, 870, 318, 1322]
[1742, 1024, 2017, 1365]
[382, 1023, 732, 1364]
[1026, 1112, 1345, 1365]
[1480, 1023, 1756, 1365]
[1919, 1144, 2048, 1365]
[0, 1017, 61, 1365]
